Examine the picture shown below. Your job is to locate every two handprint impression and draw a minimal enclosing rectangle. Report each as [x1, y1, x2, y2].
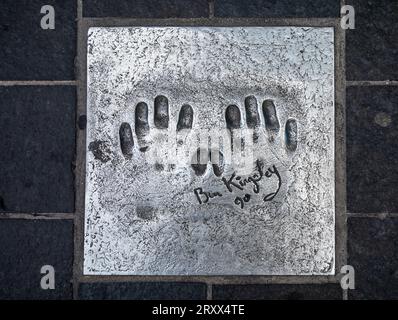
[119, 94, 298, 210]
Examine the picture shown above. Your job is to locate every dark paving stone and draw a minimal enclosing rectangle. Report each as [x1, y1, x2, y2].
[212, 284, 342, 300]
[79, 282, 207, 300]
[348, 217, 398, 299]
[347, 86, 398, 213]
[214, 0, 340, 17]
[0, 220, 73, 300]
[83, 0, 209, 18]
[346, 0, 398, 81]
[0, 0, 76, 80]
[0, 86, 75, 213]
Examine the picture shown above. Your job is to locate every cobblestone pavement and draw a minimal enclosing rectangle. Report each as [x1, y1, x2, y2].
[0, 0, 397, 300]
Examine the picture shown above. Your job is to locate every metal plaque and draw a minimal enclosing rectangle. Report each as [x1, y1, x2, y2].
[84, 27, 335, 275]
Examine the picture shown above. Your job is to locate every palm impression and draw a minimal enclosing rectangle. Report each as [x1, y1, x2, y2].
[189, 95, 298, 211]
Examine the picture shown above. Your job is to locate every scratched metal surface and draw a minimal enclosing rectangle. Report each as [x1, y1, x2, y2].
[84, 27, 335, 275]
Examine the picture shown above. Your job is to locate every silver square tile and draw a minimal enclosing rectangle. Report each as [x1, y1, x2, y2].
[84, 27, 335, 275]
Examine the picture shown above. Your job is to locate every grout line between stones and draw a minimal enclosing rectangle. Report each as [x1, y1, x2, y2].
[347, 212, 398, 218]
[333, 12, 347, 287]
[77, 275, 340, 285]
[79, 17, 339, 27]
[0, 213, 74, 220]
[0, 81, 77, 86]
[208, 0, 215, 19]
[77, 0, 83, 19]
[340, 0, 349, 302]
[347, 80, 398, 86]
[73, 0, 84, 301]
[207, 283, 213, 300]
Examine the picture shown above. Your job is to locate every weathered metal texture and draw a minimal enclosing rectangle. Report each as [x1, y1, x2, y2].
[84, 27, 335, 275]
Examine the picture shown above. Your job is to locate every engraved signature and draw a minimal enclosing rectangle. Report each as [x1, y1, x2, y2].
[193, 161, 282, 208]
